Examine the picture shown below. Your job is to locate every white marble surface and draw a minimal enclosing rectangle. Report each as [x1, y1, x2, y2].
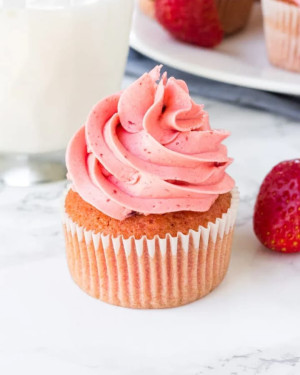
[1, 76, 300, 374]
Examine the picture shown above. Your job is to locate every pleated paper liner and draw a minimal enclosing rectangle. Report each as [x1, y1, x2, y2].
[63, 188, 239, 309]
[262, 0, 300, 72]
[215, 0, 254, 35]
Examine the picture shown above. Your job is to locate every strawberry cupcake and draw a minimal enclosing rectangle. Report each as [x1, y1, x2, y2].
[138, 0, 155, 18]
[262, 0, 300, 72]
[63, 66, 239, 309]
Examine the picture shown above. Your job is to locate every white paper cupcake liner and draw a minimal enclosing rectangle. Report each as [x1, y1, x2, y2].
[262, 0, 300, 72]
[63, 187, 239, 309]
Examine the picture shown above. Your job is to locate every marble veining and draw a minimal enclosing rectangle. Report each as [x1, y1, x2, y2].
[193, 347, 300, 375]
[0, 77, 300, 374]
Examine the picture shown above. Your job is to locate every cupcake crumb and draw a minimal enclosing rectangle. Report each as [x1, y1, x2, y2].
[65, 190, 232, 239]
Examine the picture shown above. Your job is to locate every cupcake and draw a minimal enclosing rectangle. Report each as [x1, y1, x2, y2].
[139, 0, 254, 36]
[63, 66, 239, 309]
[262, 0, 300, 72]
[214, 0, 255, 35]
[138, 0, 155, 18]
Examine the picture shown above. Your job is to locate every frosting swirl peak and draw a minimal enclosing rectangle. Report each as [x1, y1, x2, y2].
[66, 66, 234, 220]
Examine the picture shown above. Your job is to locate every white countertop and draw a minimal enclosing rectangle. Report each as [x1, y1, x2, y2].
[1, 77, 300, 375]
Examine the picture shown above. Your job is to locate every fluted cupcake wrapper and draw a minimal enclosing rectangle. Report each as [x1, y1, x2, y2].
[63, 188, 239, 309]
[215, 0, 254, 35]
[262, 0, 300, 72]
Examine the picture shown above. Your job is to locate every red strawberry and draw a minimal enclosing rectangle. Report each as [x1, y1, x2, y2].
[155, 0, 223, 48]
[254, 159, 300, 253]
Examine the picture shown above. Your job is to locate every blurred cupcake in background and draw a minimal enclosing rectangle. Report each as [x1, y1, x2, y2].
[262, 0, 300, 72]
[138, 0, 155, 18]
[214, 0, 255, 35]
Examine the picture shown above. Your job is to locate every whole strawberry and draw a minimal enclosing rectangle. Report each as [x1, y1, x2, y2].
[254, 159, 300, 253]
[155, 0, 223, 48]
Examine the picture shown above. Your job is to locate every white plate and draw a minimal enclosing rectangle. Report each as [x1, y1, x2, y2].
[130, 3, 300, 95]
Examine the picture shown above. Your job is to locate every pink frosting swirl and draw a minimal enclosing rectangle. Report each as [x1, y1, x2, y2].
[66, 66, 235, 220]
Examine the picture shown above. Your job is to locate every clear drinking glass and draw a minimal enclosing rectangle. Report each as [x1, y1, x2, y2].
[0, 0, 134, 186]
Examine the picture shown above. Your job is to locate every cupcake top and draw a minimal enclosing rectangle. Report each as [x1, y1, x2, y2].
[66, 66, 234, 221]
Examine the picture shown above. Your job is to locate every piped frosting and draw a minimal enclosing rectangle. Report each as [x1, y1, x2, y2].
[66, 66, 234, 220]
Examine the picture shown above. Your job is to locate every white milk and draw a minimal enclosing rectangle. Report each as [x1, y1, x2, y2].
[0, 0, 134, 153]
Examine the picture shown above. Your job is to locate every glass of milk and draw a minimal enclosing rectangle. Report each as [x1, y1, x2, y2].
[0, 0, 134, 186]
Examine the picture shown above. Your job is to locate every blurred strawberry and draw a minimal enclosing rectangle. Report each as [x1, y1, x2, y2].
[254, 159, 300, 253]
[155, 0, 223, 48]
